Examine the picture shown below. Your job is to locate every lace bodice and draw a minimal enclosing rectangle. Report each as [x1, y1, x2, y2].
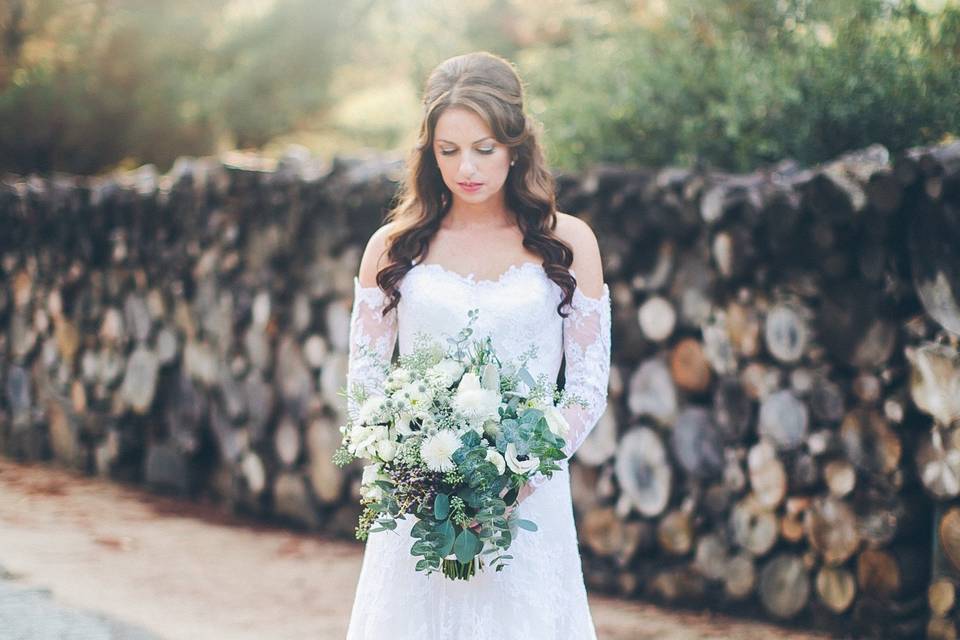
[346, 259, 611, 481]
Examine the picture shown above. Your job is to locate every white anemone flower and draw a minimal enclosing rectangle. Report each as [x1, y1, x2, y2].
[452, 372, 501, 422]
[505, 442, 540, 475]
[420, 430, 462, 472]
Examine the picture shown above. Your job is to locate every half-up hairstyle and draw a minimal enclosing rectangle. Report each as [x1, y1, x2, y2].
[375, 50, 577, 317]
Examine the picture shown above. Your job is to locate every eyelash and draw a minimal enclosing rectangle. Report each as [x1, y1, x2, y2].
[439, 147, 495, 156]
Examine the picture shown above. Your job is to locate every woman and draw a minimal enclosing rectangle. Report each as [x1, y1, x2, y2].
[345, 51, 611, 639]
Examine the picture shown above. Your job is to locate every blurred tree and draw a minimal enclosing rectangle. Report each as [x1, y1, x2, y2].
[0, 0, 372, 175]
[522, 0, 960, 172]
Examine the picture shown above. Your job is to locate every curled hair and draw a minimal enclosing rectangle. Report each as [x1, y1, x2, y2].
[374, 51, 577, 317]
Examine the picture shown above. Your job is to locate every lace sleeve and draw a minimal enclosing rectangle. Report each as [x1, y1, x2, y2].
[346, 276, 399, 418]
[529, 282, 612, 489]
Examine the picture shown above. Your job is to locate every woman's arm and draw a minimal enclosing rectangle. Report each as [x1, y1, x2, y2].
[515, 214, 612, 504]
[346, 225, 399, 418]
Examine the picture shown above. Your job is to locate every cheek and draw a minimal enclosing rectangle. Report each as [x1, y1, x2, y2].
[485, 151, 511, 179]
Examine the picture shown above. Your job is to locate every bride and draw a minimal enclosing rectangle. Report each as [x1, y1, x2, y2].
[345, 51, 611, 639]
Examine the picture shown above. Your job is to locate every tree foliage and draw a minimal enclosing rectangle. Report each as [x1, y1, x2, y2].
[0, 0, 369, 174]
[523, 0, 960, 171]
[1, 0, 957, 175]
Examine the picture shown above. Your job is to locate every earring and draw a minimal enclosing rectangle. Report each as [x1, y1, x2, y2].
[510, 160, 515, 166]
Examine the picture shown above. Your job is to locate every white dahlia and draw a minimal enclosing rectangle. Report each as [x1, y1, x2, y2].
[420, 430, 462, 473]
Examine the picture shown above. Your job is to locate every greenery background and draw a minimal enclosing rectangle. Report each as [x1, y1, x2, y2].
[1, 0, 957, 176]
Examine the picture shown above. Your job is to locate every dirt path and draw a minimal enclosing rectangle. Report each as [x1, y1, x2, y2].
[0, 458, 828, 640]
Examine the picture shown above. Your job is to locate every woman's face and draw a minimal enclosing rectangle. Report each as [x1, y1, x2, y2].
[432, 106, 512, 208]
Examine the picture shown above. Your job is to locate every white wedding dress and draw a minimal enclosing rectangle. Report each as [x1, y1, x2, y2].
[344, 257, 611, 640]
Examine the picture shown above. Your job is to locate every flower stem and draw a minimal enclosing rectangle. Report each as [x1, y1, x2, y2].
[442, 556, 483, 580]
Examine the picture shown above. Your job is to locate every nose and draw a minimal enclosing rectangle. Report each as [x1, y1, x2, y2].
[459, 153, 478, 178]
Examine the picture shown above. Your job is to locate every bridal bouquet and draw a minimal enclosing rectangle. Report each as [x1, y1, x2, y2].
[333, 309, 580, 580]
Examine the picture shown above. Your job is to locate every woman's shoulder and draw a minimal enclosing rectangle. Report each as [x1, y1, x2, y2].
[554, 211, 604, 298]
[554, 211, 598, 247]
[357, 222, 398, 288]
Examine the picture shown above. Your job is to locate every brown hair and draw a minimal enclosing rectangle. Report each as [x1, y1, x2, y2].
[374, 51, 577, 317]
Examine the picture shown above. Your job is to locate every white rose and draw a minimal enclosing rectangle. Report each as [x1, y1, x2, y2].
[452, 372, 502, 422]
[360, 462, 387, 501]
[542, 405, 570, 439]
[376, 439, 397, 461]
[485, 448, 506, 475]
[349, 424, 366, 444]
[346, 425, 369, 456]
[505, 442, 540, 475]
[361, 462, 383, 485]
[427, 358, 465, 388]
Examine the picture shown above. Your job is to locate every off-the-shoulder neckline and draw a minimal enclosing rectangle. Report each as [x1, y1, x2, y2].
[355, 261, 609, 306]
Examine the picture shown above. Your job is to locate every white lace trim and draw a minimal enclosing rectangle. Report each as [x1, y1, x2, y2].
[347, 276, 398, 418]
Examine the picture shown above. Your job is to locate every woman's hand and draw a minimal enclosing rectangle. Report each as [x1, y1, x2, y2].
[503, 482, 535, 521]
[466, 482, 536, 531]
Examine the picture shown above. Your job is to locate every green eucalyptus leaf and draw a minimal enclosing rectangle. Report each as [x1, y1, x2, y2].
[454, 529, 480, 563]
[438, 519, 456, 556]
[519, 408, 544, 424]
[411, 541, 434, 555]
[515, 519, 538, 532]
[434, 493, 450, 520]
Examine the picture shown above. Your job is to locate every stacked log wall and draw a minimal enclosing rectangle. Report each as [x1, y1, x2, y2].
[2, 141, 960, 637]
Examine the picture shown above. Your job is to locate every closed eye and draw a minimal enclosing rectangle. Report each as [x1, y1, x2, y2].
[439, 147, 495, 156]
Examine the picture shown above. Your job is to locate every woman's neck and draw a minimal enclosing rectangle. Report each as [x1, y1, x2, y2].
[441, 202, 516, 231]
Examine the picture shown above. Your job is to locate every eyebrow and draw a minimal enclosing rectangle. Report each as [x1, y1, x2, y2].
[436, 137, 494, 144]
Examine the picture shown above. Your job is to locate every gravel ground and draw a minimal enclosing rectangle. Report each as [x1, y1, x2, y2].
[0, 458, 830, 640]
[0, 568, 160, 640]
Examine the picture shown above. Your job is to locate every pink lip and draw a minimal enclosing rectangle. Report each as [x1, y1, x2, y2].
[459, 182, 483, 191]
